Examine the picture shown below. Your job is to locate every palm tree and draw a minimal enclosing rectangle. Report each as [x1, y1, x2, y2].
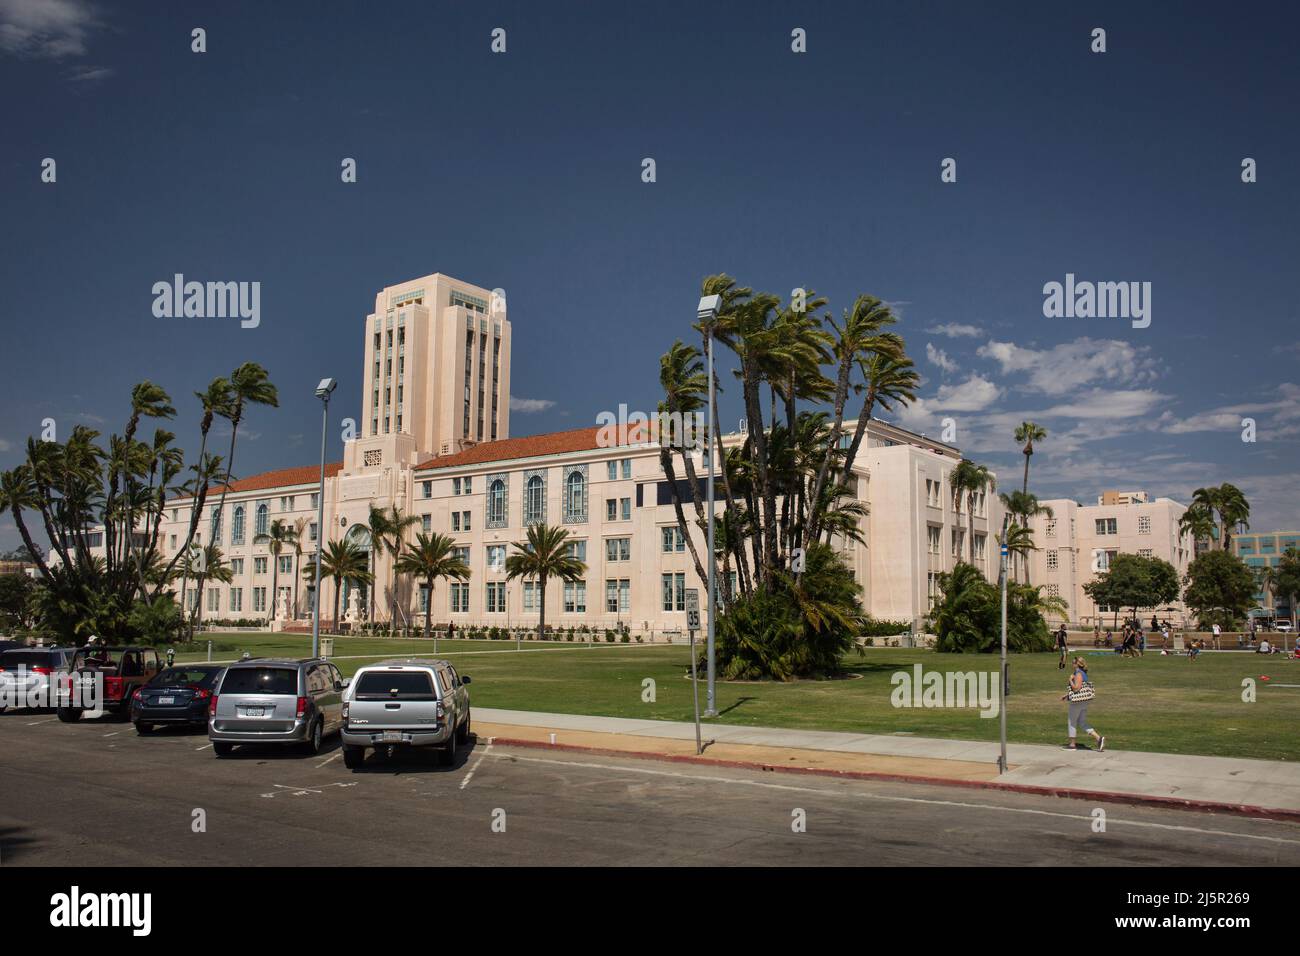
[393, 532, 470, 641]
[1188, 484, 1251, 551]
[183, 544, 233, 631]
[254, 518, 297, 622]
[997, 523, 1037, 584]
[169, 378, 233, 617]
[504, 523, 586, 643]
[309, 540, 371, 633]
[998, 490, 1053, 582]
[378, 506, 421, 628]
[1178, 505, 1217, 552]
[949, 459, 996, 565]
[290, 516, 310, 619]
[1014, 421, 1047, 495]
[0, 467, 53, 585]
[211, 363, 279, 556]
[362, 505, 392, 623]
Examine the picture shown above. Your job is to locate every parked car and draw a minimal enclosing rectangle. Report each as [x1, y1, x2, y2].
[1275, 621, 1294, 633]
[0, 647, 75, 712]
[130, 664, 225, 734]
[0, 639, 27, 655]
[208, 658, 347, 756]
[340, 658, 471, 770]
[57, 645, 162, 722]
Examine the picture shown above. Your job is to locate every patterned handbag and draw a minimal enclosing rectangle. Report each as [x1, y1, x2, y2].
[1067, 680, 1095, 702]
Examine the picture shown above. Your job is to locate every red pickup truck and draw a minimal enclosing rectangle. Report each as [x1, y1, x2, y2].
[57, 645, 162, 722]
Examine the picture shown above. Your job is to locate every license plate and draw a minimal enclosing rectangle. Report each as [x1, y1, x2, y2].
[381, 731, 403, 743]
[158, 696, 175, 705]
[242, 707, 265, 718]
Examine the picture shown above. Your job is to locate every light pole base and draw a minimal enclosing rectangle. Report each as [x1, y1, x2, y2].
[702, 709, 718, 718]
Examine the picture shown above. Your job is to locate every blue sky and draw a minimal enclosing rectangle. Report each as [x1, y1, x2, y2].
[0, 0, 1297, 552]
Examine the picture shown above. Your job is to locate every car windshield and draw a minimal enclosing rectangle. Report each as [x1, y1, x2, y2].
[219, 667, 298, 695]
[72, 649, 123, 671]
[355, 671, 436, 699]
[150, 667, 221, 688]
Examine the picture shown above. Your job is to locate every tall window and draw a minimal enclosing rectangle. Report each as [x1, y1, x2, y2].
[450, 583, 470, 613]
[565, 540, 586, 561]
[662, 572, 686, 612]
[487, 478, 507, 527]
[231, 505, 245, 546]
[564, 469, 587, 523]
[564, 580, 586, 613]
[525, 474, 545, 525]
[210, 506, 223, 545]
[255, 502, 269, 537]
[487, 544, 506, 572]
[662, 527, 685, 552]
[605, 579, 630, 613]
[486, 582, 506, 613]
[607, 461, 617, 481]
[605, 537, 630, 562]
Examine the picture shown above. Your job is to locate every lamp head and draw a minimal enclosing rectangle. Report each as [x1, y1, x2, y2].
[696, 294, 722, 322]
[315, 377, 337, 399]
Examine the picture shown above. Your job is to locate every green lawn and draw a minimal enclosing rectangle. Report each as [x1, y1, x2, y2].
[179, 634, 1300, 761]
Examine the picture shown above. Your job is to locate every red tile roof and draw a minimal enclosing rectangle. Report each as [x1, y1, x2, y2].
[173, 462, 343, 501]
[415, 424, 653, 472]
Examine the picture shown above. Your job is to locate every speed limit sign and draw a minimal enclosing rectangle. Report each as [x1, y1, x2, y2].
[685, 589, 700, 631]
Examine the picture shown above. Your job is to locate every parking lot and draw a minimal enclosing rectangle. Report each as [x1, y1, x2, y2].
[2, 708, 1299, 867]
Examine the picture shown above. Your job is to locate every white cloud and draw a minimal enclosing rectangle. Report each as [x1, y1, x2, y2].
[66, 63, 110, 81]
[509, 396, 555, 413]
[925, 322, 981, 338]
[925, 342, 958, 373]
[1160, 383, 1300, 436]
[977, 337, 1158, 397]
[0, 0, 102, 58]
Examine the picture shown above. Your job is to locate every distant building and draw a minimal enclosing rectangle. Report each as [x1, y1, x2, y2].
[1028, 493, 1194, 626]
[1231, 530, 1300, 623]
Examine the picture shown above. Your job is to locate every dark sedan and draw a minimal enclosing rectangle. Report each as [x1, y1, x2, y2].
[130, 665, 225, 734]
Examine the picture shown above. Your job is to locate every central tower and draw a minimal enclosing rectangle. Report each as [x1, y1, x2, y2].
[345, 272, 512, 474]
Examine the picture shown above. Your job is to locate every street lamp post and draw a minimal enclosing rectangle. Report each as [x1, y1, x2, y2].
[697, 293, 722, 717]
[311, 378, 337, 659]
[997, 513, 1010, 774]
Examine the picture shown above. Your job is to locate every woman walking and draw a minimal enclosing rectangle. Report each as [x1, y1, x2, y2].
[1063, 656, 1106, 751]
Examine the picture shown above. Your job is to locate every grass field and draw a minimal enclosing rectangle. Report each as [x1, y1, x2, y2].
[180, 633, 1300, 761]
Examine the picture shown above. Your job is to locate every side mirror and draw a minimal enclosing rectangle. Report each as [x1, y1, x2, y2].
[461, 675, 471, 685]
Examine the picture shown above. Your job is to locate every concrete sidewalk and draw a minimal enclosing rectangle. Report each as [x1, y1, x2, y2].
[475, 708, 1300, 819]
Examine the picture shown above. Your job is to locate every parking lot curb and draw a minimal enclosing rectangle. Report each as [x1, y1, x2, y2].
[487, 735, 1300, 823]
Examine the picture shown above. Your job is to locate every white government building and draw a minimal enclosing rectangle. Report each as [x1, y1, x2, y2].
[148, 272, 1191, 635]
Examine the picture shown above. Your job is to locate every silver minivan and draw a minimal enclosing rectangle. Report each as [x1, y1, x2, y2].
[340, 658, 470, 769]
[209, 658, 348, 757]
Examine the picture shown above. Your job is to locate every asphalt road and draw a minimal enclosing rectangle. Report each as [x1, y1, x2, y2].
[2, 708, 1299, 867]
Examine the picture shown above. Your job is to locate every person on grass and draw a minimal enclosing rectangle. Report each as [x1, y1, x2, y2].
[1056, 624, 1069, 669]
[1063, 657, 1105, 751]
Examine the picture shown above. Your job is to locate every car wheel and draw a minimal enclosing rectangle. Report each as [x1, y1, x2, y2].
[56, 707, 81, 723]
[457, 709, 471, 745]
[135, 722, 154, 735]
[212, 741, 234, 757]
[342, 744, 365, 770]
[440, 727, 458, 767]
[303, 719, 324, 756]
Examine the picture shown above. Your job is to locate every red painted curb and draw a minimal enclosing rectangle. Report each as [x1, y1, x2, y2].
[486, 735, 1300, 823]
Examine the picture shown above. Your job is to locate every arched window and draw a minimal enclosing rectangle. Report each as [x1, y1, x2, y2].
[488, 479, 506, 526]
[231, 505, 245, 545]
[565, 470, 586, 522]
[255, 502, 269, 537]
[525, 474, 544, 525]
[210, 506, 223, 545]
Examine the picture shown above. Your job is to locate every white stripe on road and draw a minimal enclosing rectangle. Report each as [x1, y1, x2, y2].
[482, 750, 1300, 847]
[459, 736, 494, 790]
[26, 718, 54, 725]
[315, 752, 341, 769]
[102, 731, 120, 738]
[195, 743, 211, 751]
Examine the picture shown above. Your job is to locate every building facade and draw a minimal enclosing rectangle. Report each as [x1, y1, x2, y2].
[1231, 530, 1300, 623]
[150, 271, 1010, 634]
[1027, 492, 1194, 626]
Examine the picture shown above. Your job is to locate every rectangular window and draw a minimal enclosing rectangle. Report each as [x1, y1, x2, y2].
[278, 556, 292, 574]
[230, 558, 244, 576]
[463, 477, 472, 495]
[1045, 518, 1057, 538]
[310, 493, 319, 509]
[605, 579, 630, 613]
[1138, 516, 1151, 534]
[452, 546, 470, 565]
[487, 544, 506, 572]
[1095, 518, 1118, 536]
[661, 572, 686, 612]
[661, 526, 685, 552]
[607, 461, 618, 481]
[423, 481, 433, 498]
[973, 534, 986, 561]
[450, 583, 470, 613]
[951, 528, 964, 558]
[621, 459, 632, 479]
[928, 525, 941, 555]
[523, 581, 538, 612]
[207, 589, 220, 613]
[461, 510, 471, 531]
[254, 556, 267, 575]
[486, 582, 506, 613]
[927, 572, 939, 610]
[253, 587, 266, 613]
[1138, 548, 1153, 558]
[230, 588, 243, 612]
[1046, 549, 1058, 570]
[453, 512, 461, 532]
[309, 523, 318, 542]
[605, 537, 631, 562]
[621, 497, 631, 521]
[606, 498, 617, 520]
[452, 478, 461, 496]
[419, 584, 430, 614]
[564, 580, 586, 613]
[421, 514, 431, 533]
[566, 540, 586, 562]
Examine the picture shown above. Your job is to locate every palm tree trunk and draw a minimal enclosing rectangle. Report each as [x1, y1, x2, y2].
[1022, 449, 1031, 495]
[333, 576, 342, 635]
[537, 572, 548, 643]
[423, 576, 432, 640]
[269, 559, 279, 623]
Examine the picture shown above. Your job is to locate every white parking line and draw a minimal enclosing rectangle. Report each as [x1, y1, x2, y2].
[483, 750, 1300, 848]
[103, 731, 120, 738]
[26, 718, 54, 725]
[459, 737, 495, 790]
[316, 752, 341, 769]
[195, 743, 211, 751]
